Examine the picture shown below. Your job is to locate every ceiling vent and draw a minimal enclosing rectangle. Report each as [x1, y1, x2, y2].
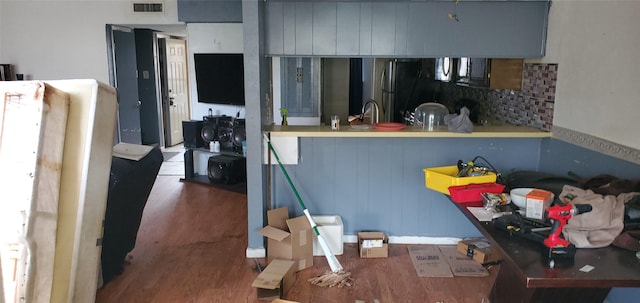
[132, 2, 164, 13]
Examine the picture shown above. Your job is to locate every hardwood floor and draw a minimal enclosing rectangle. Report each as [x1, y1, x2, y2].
[95, 176, 498, 303]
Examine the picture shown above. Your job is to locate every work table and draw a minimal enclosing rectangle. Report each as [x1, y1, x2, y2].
[267, 124, 550, 138]
[453, 202, 640, 303]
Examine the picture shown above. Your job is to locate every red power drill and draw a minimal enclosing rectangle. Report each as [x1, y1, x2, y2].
[542, 202, 592, 267]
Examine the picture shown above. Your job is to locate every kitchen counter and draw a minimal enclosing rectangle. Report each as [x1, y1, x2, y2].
[267, 124, 550, 138]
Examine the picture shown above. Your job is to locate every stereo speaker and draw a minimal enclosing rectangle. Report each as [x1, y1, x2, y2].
[182, 120, 204, 148]
[207, 155, 246, 184]
[218, 126, 234, 150]
[184, 151, 194, 179]
[201, 122, 217, 144]
[201, 115, 233, 143]
[231, 118, 246, 152]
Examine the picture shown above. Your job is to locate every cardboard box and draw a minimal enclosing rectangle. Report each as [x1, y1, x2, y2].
[358, 231, 388, 258]
[407, 245, 488, 277]
[439, 245, 489, 277]
[525, 189, 554, 220]
[311, 215, 343, 256]
[456, 238, 501, 264]
[251, 259, 296, 300]
[407, 245, 454, 277]
[259, 207, 313, 271]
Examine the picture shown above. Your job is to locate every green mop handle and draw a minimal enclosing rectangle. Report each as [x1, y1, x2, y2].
[264, 134, 320, 233]
[265, 136, 307, 210]
[264, 133, 343, 272]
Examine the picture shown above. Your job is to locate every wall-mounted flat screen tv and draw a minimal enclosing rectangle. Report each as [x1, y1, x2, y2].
[194, 53, 245, 106]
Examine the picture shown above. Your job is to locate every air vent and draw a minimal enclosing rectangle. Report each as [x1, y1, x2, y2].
[133, 2, 164, 13]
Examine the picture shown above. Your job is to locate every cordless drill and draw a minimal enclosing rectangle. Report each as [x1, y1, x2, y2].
[542, 202, 592, 264]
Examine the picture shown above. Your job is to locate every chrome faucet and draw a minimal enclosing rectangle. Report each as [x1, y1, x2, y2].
[360, 100, 380, 125]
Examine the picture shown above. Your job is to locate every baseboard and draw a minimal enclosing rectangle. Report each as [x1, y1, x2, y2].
[344, 235, 462, 245]
[246, 236, 465, 258]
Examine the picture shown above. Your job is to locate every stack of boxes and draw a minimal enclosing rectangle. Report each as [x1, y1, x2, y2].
[253, 207, 313, 300]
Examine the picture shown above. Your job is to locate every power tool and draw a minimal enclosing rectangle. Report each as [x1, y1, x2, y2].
[542, 202, 592, 267]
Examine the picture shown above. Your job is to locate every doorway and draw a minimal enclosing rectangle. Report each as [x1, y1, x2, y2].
[106, 24, 189, 148]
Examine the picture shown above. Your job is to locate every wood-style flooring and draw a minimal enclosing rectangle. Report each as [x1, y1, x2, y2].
[95, 175, 498, 303]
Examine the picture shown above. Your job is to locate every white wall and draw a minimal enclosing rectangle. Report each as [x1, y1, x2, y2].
[538, 1, 640, 150]
[186, 23, 245, 120]
[0, 3, 3, 61]
[0, 0, 181, 83]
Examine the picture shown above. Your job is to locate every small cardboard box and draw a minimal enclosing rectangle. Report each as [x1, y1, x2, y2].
[259, 207, 313, 271]
[525, 189, 554, 220]
[456, 238, 501, 264]
[251, 259, 296, 300]
[311, 215, 343, 256]
[358, 231, 388, 258]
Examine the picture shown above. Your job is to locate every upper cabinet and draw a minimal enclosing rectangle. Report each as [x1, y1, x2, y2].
[265, 0, 550, 58]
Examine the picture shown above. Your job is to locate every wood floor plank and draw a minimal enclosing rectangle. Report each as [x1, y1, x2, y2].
[96, 176, 497, 303]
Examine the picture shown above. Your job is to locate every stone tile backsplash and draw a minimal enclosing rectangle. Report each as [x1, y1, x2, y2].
[439, 63, 557, 131]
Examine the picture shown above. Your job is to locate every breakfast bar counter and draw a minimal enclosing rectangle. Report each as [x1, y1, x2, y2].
[266, 124, 551, 138]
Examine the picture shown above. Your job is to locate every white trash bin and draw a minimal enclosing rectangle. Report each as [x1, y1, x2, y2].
[311, 215, 343, 256]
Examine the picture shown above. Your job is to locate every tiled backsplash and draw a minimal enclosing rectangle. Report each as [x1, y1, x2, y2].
[439, 63, 558, 131]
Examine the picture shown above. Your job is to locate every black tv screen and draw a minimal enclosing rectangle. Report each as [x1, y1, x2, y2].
[194, 53, 245, 105]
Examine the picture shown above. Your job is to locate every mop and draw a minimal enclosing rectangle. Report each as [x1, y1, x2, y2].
[263, 133, 352, 288]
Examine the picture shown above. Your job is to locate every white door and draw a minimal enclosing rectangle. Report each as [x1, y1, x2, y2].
[164, 38, 190, 146]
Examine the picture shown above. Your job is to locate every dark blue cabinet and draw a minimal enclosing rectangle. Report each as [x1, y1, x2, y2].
[265, 0, 550, 58]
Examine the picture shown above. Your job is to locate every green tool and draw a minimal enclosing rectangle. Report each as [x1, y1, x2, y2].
[263, 133, 351, 287]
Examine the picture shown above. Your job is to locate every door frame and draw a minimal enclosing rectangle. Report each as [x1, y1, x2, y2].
[156, 34, 190, 148]
[106, 24, 188, 147]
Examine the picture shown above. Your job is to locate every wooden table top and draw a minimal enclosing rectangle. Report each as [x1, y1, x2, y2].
[455, 202, 640, 289]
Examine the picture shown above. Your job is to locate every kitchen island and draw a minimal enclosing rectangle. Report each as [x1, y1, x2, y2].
[264, 123, 549, 242]
[267, 124, 551, 138]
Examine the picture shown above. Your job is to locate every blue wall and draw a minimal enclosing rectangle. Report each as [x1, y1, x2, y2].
[268, 136, 640, 302]
[539, 139, 639, 179]
[271, 137, 542, 238]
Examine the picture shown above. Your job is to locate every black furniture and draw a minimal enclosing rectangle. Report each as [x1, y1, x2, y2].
[101, 147, 163, 284]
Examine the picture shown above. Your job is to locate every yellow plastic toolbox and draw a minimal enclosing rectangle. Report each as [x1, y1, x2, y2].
[423, 165, 497, 195]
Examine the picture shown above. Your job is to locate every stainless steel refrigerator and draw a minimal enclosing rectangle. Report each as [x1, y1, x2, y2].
[376, 59, 437, 123]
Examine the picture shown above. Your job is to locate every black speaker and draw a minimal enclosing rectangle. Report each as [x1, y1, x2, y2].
[182, 120, 204, 148]
[207, 155, 246, 184]
[200, 120, 217, 144]
[217, 126, 233, 150]
[184, 151, 194, 179]
[232, 126, 246, 150]
[201, 115, 233, 143]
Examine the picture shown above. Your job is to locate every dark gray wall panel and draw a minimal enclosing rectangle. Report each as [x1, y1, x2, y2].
[264, 0, 549, 58]
[265, 2, 284, 55]
[283, 4, 296, 55]
[406, 2, 428, 57]
[453, 1, 548, 57]
[312, 2, 337, 55]
[393, 2, 409, 56]
[371, 2, 396, 56]
[177, 0, 242, 23]
[242, 1, 268, 250]
[295, 2, 313, 54]
[336, 2, 361, 55]
[359, 3, 373, 56]
[271, 137, 542, 238]
[134, 29, 161, 145]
